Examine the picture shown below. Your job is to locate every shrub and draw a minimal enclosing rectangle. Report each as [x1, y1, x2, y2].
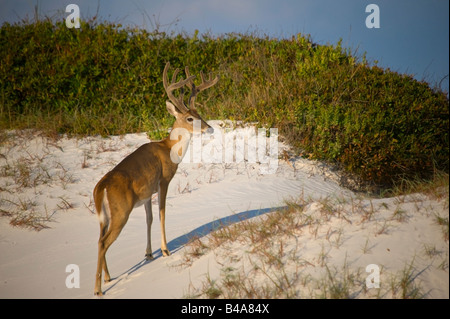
[0, 19, 448, 188]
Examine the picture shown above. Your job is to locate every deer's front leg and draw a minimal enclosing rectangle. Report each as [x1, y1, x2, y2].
[144, 200, 154, 260]
[158, 182, 170, 257]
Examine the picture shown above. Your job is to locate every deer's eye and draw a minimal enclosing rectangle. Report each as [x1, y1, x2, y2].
[187, 117, 194, 122]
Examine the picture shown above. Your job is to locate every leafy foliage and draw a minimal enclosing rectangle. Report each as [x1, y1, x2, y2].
[1, 19, 448, 188]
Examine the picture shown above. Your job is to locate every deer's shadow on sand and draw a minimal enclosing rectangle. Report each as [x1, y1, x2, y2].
[165, 206, 285, 256]
[103, 206, 284, 295]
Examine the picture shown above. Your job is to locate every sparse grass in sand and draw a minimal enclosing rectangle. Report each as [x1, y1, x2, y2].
[180, 178, 449, 299]
[0, 131, 91, 230]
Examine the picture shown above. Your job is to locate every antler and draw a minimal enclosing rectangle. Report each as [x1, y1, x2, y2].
[185, 67, 219, 110]
[163, 62, 195, 114]
[163, 62, 219, 113]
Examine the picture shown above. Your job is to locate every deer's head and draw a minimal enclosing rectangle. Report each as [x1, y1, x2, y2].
[163, 62, 218, 135]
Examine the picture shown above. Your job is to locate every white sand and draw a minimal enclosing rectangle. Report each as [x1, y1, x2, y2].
[0, 123, 448, 298]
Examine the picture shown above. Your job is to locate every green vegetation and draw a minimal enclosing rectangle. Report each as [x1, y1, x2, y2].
[1, 18, 448, 189]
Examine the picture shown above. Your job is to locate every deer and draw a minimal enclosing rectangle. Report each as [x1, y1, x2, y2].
[93, 62, 218, 296]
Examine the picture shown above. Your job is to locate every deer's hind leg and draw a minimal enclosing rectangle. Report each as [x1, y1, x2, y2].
[94, 192, 131, 296]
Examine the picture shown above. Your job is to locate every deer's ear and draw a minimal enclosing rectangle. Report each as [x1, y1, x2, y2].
[166, 101, 180, 117]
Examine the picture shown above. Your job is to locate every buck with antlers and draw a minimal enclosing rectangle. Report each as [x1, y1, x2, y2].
[93, 62, 218, 296]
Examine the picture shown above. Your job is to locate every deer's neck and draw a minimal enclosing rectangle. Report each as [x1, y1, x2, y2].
[163, 127, 192, 164]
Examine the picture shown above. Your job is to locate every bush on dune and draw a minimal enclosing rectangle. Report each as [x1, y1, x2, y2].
[1, 19, 448, 190]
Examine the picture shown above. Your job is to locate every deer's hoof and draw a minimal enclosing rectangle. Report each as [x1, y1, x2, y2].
[162, 249, 171, 257]
[94, 290, 103, 296]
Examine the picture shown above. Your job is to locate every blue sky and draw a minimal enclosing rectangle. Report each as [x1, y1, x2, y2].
[1, 0, 449, 93]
